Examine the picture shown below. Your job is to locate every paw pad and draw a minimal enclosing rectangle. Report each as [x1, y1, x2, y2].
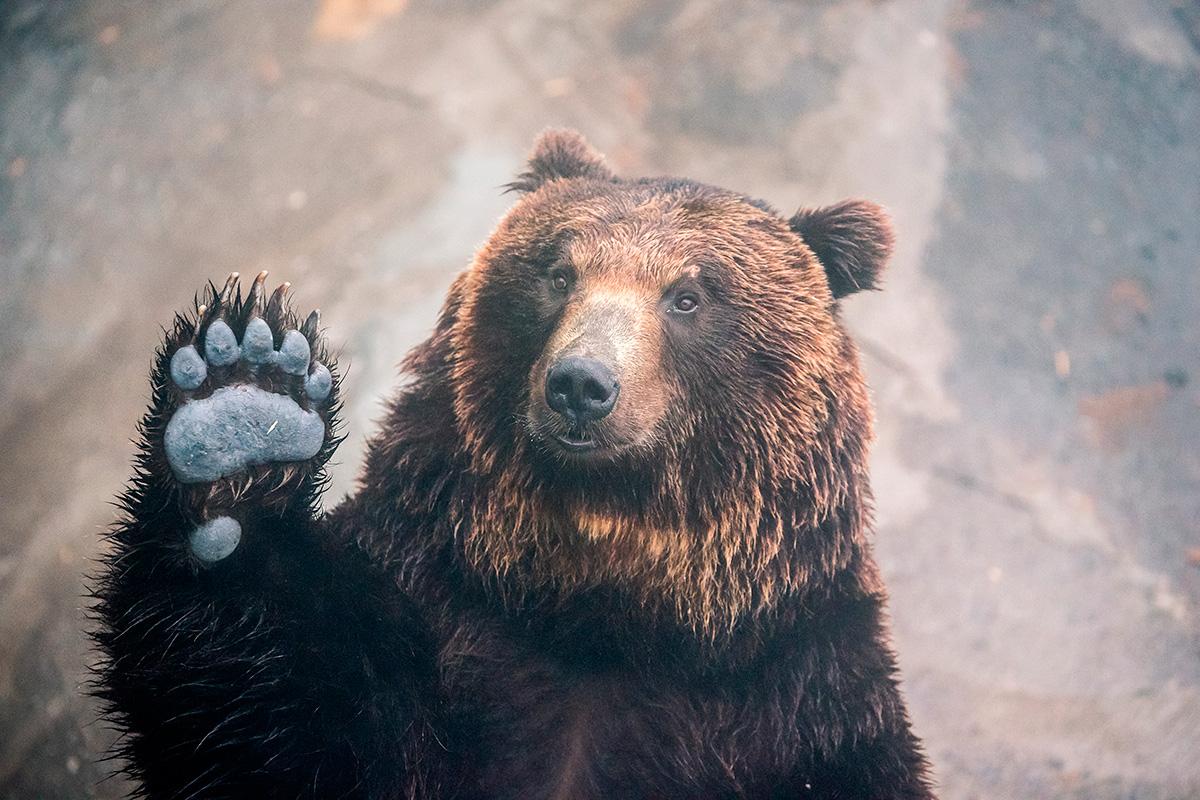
[277, 330, 311, 375]
[241, 318, 275, 364]
[165, 312, 331, 484]
[170, 345, 207, 390]
[305, 363, 332, 402]
[204, 320, 240, 366]
[189, 516, 241, 562]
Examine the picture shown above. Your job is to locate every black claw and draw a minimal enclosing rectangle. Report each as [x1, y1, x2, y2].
[246, 270, 269, 315]
[193, 304, 208, 341]
[267, 282, 291, 320]
[301, 309, 320, 340]
[218, 272, 240, 308]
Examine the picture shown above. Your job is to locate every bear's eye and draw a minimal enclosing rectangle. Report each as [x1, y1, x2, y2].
[548, 268, 572, 294]
[671, 293, 699, 314]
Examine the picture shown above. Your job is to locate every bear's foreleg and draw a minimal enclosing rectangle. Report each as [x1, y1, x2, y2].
[94, 274, 441, 798]
[784, 592, 937, 799]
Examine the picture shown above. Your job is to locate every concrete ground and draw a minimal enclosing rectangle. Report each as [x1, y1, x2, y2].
[1, 0, 1198, 797]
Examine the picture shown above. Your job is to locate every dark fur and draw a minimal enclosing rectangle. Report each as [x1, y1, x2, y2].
[94, 130, 934, 799]
[789, 201, 894, 299]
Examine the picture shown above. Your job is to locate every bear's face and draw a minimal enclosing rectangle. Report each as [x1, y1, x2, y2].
[512, 185, 831, 468]
[445, 131, 893, 634]
[453, 132, 890, 483]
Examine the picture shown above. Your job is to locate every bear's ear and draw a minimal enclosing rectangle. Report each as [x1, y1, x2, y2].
[507, 129, 615, 193]
[788, 200, 894, 299]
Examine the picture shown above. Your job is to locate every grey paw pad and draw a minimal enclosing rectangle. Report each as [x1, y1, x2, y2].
[170, 345, 207, 390]
[277, 330, 311, 375]
[304, 363, 332, 402]
[241, 318, 275, 364]
[190, 516, 242, 562]
[204, 320, 240, 366]
[169, 321, 330, 403]
[165, 385, 325, 483]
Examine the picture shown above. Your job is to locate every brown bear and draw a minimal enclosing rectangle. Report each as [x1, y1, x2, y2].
[95, 129, 935, 799]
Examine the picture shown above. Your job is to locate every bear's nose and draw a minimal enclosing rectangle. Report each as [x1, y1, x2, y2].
[545, 356, 620, 425]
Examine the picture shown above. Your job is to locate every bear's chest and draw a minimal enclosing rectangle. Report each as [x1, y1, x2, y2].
[437, 629, 794, 800]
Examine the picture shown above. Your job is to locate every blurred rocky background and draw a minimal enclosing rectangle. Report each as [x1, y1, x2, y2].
[2, 0, 1198, 797]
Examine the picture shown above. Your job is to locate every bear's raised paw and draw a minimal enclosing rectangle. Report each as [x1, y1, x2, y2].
[163, 272, 334, 484]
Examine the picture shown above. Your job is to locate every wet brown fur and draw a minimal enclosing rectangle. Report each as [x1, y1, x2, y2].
[346, 131, 934, 795]
[98, 129, 934, 798]
[445, 136, 878, 642]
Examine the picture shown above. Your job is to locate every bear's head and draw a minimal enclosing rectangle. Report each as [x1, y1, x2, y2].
[436, 130, 893, 640]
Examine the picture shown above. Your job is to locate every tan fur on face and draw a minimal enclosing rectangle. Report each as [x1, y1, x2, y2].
[453, 433, 866, 640]
[528, 272, 670, 454]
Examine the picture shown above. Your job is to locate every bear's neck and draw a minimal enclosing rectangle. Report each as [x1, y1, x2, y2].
[355, 341, 875, 664]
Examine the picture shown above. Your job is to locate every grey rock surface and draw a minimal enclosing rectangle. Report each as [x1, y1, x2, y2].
[1, 0, 1197, 797]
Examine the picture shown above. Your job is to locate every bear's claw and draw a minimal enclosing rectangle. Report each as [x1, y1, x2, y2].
[245, 269, 269, 312]
[267, 281, 290, 319]
[218, 271, 240, 306]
